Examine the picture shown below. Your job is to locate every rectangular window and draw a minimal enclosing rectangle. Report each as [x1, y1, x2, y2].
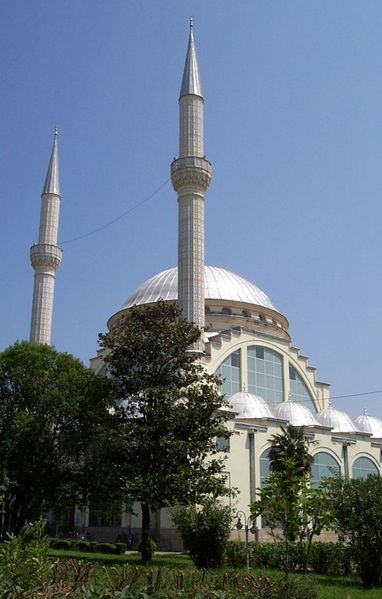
[216, 436, 230, 453]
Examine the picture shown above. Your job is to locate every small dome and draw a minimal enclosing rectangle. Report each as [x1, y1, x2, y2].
[122, 266, 276, 311]
[354, 412, 382, 438]
[273, 401, 320, 427]
[229, 391, 275, 419]
[316, 406, 359, 433]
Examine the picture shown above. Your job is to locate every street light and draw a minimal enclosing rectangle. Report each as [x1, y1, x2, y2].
[235, 511, 258, 570]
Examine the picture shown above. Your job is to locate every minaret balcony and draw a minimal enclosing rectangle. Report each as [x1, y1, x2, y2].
[30, 243, 63, 271]
[171, 156, 212, 192]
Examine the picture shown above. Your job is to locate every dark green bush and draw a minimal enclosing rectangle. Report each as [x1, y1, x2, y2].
[95, 542, 119, 554]
[225, 540, 352, 576]
[75, 540, 92, 552]
[50, 538, 73, 550]
[309, 542, 351, 576]
[115, 541, 127, 554]
[173, 501, 232, 569]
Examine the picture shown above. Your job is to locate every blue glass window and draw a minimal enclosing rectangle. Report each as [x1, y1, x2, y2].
[260, 448, 271, 487]
[289, 366, 316, 412]
[352, 456, 379, 480]
[247, 346, 283, 405]
[215, 350, 241, 398]
[311, 452, 340, 488]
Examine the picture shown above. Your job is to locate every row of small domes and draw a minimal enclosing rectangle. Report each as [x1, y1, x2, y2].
[229, 391, 382, 437]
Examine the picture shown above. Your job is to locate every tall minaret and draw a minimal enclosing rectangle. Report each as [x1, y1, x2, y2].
[171, 20, 212, 352]
[29, 130, 63, 345]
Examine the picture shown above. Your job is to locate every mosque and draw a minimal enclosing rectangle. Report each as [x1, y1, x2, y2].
[31, 24, 382, 547]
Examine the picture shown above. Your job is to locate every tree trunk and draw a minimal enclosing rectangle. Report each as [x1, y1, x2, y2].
[141, 502, 152, 564]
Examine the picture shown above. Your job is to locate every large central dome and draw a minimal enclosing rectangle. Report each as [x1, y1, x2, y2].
[122, 266, 276, 310]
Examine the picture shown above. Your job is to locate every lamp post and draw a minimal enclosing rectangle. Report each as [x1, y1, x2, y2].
[235, 511, 258, 571]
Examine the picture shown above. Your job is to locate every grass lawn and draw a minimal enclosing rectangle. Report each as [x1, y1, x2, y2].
[48, 549, 382, 598]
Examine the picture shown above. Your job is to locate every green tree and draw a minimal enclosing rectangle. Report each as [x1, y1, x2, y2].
[324, 475, 382, 587]
[251, 426, 329, 579]
[99, 301, 231, 564]
[0, 341, 114, 537]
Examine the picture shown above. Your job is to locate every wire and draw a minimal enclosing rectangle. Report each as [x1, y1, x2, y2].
[329, 389, 382, 400]
[59, 177, 170, 245]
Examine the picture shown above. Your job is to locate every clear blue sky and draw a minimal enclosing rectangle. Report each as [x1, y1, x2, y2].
[1, 1, 381, 418]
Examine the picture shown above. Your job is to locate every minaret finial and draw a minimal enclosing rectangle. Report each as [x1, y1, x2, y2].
[190, 16, 193, 30]
[54, 127, 58, 136]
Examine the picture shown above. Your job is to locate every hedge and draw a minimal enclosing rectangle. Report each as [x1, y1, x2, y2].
[225, 540, 352, 575]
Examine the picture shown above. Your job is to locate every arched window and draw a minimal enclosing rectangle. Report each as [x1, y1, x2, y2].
[242, 310, 251, 318]
[215, 350, 241, 398]
[260, 448, 271, 487]
[247, 346, 283, 405]
[352, 456, 379, 480]
[222, 307, 231, 316]
[289, 365, 316, 412]
[311, 452, 340, 488]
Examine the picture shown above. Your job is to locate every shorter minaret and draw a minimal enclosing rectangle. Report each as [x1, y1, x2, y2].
[29, 130, 63, 345]
[171, 20, 212, 352]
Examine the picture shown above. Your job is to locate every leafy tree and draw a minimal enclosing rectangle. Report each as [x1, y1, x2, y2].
[251, 460, 332, 576]
[0, 341, 114, 537]
[324, 475, 382, 587]
[251, 426, 329, 579]
[99, 301, 231, 563]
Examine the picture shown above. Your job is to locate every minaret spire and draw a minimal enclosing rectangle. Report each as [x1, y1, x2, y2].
[171, 22, 212, 352]
[29, 130, 63, 345]
[179, 18, 202, 100]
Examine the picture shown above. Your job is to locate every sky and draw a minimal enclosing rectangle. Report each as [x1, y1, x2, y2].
[1, 0, 381, 418]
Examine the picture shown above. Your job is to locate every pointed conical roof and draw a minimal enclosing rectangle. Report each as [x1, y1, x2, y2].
[180, 20, 203, 99]
[42, 129, 60, 196]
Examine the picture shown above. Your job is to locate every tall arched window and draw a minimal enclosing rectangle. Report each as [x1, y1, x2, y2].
[215, 350, 241, 398]
[260, 448, 271, 487]
[289, 366, 316, 412]
[352, 456, 379, 480]
[311, 452, 340, 488]
[247, 346, 283, 405]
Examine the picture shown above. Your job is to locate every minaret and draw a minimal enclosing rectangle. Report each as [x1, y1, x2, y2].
[171, 20, 212, 352]
[29, 130, 63, 345]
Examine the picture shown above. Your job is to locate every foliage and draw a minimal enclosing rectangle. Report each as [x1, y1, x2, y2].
[0, 520, 54, 596]
[99, 301, 232, 563]
[251, 427, 331, 581]
[225, 540, 351, 576]
[0, 341, 115, 536]
[324, 474, 382, 587]
[0, 528, 318, 598]
[50, 538, 127, 554]
[268, 425, 314, 477]
[172, 501, 232, 568]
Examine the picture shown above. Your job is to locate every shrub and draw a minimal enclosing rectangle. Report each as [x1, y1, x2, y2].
[173, 501, 232, 568]
[309, 542, 351, 576]
[115, 541, 127, 554]
[76, 540, 92, 552]
[50, 538, 73, 550]
[95, 542, 120, 554]
[225, 540, 352, 576]
[225, 539, 247, 568]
